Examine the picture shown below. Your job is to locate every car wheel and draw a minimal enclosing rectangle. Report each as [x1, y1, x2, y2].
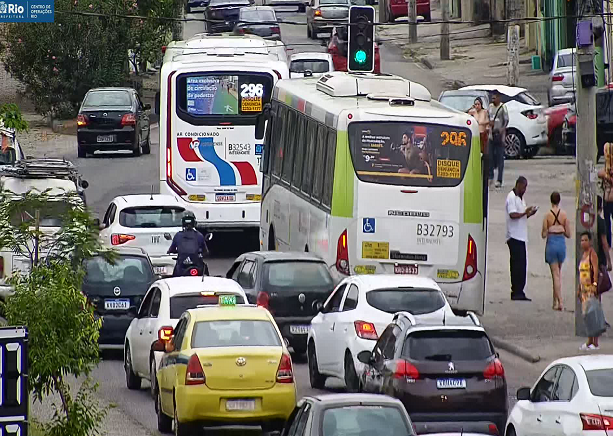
[78, 144, 87, 158]
[133, 134, 142, 157]
[505, 425, 516, 436]
[174, 398, 191, 436]
[504, 129, 524, 159]
[157, 389, 173, 433]
[124, 344, 142, 390]
[150, 357, 157, 399]
[143, 130, 151, 154]
[344, 352, 360, 393]
[308, 341, 326, 389]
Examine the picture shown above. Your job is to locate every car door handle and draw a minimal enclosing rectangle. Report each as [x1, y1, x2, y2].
[536, 416, 542, 422]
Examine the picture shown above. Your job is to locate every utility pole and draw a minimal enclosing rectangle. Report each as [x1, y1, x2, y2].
[506, 24, 520, 85]
[440, 0, 449, 60]
[575, 18, 598, 337]
[407, 0, 417, 43]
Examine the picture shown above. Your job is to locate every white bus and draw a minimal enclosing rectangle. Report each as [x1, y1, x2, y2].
[158, 35, 289, 234]
[256, 72, 488, 314]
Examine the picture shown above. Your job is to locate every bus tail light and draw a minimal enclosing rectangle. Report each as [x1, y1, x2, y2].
[462, 234, 477, 281]
[354, 321, 378, 340]
[336, 229, 350, 275]
[185, 354, 206, 385]
[273, 70, 282, 80]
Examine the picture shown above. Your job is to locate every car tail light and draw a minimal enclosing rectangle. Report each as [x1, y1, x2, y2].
[394, 359, 419, 380]
[314, 9, 321, 15]
[257, 291, 270, 309]
[161, 46, 167, 54]
[336, 229, 349, 275]
[111, 234, 136, 245]
[158, 326, 174, 341]
[77, 114, 88, 126]
[354, 321, 378, 340]
[276, 353, 294, 383]
[522, 110, 538, 120]
[462, 234, 477, 281]
[488, 424, 499, 435]
[121, 113, 136, 126]
[552, 73, 564, 82]
[483, 358, 505, 379]
[185, 354, 206, 385]
[271, 26, 280, 33]
[581, 413, 613, 430]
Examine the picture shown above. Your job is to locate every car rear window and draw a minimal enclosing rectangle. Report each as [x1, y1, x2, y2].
[263, 261, 333, 288]
[557, 53, 574, 68]
[585, 369, 613, 397]
[403, 330, 493, 361]
[83, 90, 131, 107]
[241, 9, 276, 21]
[517, 91, 540, 106]
[191, 320, 281, 348]
[322, 406, 412, 436]
[170, 294, 245, 318]
[320, 0, 350, 4]
[366, 288, 446, 315]
[119, 206, 185, 228]
[290, 60, 330, 74]
[83, 255, 153, 286]
[439, 95, 481, 112]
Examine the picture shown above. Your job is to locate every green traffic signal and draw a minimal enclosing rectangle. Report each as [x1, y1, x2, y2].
[354, 49, 367, 64]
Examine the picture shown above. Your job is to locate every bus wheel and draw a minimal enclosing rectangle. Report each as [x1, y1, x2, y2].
[268, 227, 276, 251]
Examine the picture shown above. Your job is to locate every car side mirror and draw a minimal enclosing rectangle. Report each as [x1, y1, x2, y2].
[516, 387, 531, 401]
[144, 103, 152, 111]
[357, 350, 372, 364]
[152, 339, 166, 352]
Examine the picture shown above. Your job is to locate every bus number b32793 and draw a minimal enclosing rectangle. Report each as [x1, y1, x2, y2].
[416, 224, 455, 238]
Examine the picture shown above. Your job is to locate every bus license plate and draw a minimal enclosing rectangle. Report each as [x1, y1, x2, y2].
[97, 135, 114, 143]
[290, 325, 310, 335]
[394, 265, 418, 275]
[226, 399, 255, 411]
[437, 378, 467, 389]
[104, 299, 130, 310]
[215, 194, 235, 202]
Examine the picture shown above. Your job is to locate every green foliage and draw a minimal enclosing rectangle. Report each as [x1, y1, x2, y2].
[0, 103, 29, 132]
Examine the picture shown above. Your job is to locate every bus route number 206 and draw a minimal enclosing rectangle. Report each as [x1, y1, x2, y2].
[440, 131, 467, 147]
[417, 223, 454, 238]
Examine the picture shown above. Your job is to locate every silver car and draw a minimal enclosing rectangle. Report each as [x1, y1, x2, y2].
[547, 48, 576, 107]
[306, 0, 351, 39]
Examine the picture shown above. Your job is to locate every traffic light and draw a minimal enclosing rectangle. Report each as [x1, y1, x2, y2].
[348, 5, 375, 73]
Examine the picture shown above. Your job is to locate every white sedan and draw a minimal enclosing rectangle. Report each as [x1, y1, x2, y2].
[307, 274, 455, 392]
[289, 52, 334, 78]
[505, 354, 613, 436]
[99, 194, 186, 276]
[123, 276, 248, 396]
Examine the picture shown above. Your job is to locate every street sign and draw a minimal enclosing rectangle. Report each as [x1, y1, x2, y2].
[0, 326, 28, 436]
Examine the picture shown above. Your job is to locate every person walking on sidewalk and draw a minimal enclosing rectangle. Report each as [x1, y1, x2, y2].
[506, 176, 537, 301]
[598, 143, 613, 246]
[542, 191, 571, 311]
[468, 97, 490, 154]
[578, 231, 602, 350]
[597, 195, 612, 327]
[488, 91, 509, 189]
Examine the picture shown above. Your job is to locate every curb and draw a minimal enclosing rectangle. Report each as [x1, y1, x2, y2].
[491, 336, 541, 363]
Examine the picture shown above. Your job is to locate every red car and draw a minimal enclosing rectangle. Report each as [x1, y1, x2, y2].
[381, 0, 431, 22]
[327, 26, 381, 74]
[544, 103, 571, 154]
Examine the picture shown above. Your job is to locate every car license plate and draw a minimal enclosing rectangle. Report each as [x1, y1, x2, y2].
[97, 135, 114, 143]
[153, 266, 167, 275]
[104, 299, 130, 310]
[226, 399, 255, 411]
[215, 193, 235, 202]
[290, 325, 310, 335]
[394, 265, 418, 275]
[436, 378, 467, 389]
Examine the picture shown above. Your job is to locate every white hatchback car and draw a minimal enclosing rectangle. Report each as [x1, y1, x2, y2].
[289, 52, 334, 78]
[99, 194, 187, 276]
[460, 85, 547, 159]
[123, 276, 248, 396]
[505, 354, 613, 436]
[307, 274, 455, 392]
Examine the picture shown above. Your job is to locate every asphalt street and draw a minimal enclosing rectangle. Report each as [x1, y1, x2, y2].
[62, 10, 548, 435]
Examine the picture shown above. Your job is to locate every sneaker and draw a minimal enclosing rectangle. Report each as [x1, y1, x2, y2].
[580, 343, 590, 351]
[495, 181, 502, 188]
[589, 344, 600, 351]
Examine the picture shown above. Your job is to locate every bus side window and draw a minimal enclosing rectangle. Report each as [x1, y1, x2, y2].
[311, 123, 327, 203]
[292, 115, 306, 189]
[322, 129, 337, 208]
[282, 109, 297, 184]
[302, 119, 317, 195]
[272, 105, 287, 179]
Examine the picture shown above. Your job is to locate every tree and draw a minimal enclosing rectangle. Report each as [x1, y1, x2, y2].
[0, 103, 29, 132]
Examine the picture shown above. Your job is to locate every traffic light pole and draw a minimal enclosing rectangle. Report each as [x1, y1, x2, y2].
[407, 0, 417, 43]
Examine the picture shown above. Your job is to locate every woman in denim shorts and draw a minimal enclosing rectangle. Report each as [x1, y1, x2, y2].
[542, 191, 571, 310]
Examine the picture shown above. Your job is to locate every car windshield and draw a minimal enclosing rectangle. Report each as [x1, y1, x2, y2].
[403, 330, 493, 361]
[366, 289, 446, 315]
[557, 53, 575, 68]
[290, 59, 330, 73]
[241, 9, 276, 21]
[517, 91, 540, 106]
[585, 369, 613, 397]
[439, 94, 482, 112]
[0, 147, 16, 164]
[191, 320, 281, 348]
[10, 201, 73, 227]
[83, 90, 132, 107]
[83, 255, 153, 286]
[322, 406, 412, 436]
[119, 206, 185, 228]
[263, 261, 334, 288]
[170, 294, 245, 318]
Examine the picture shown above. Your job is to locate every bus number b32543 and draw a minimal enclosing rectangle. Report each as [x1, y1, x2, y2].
[416, 224, 454, 238]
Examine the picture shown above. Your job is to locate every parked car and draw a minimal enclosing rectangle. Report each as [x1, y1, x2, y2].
[358, 312, 508, 434]
[0, 125, 25, 165]
[186, 0, 210, 12]
[379, 0, 430, 22]
[226, 251, 335, 355]
[233, 6, 281, 39]
[81, 247, 157, 349]
[547, 48, 576, 107]
[505, 355, 613, 436]
[544, 103, 572, 154]
[307, 275, 455, 392]
[562, 104, 576, 155]
[460, 85, 547, 159]
[205, 0, 252, 33]
[327, 25, 381, 74]
[438, 90, 491, 113]
[306, 0, 350, 39]
[77, 87, 151, 158]
[281, 394, 417, 436]
[289, 52, 334, 78]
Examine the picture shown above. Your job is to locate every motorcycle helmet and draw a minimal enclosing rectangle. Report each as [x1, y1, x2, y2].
[182, 211, 196, 230]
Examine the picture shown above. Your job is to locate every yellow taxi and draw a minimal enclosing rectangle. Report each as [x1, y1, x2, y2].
[153, 296, 297, 435]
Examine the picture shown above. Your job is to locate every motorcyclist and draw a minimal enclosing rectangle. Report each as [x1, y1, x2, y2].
[167, 212, 209, 276]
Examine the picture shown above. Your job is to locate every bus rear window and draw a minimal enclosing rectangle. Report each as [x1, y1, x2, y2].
[176, 73, 273, 117]
[348, 122, 472, 187]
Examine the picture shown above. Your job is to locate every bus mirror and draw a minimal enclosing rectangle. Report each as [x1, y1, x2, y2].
[255, 103, 272, 140]
[155, 91, 160, 115]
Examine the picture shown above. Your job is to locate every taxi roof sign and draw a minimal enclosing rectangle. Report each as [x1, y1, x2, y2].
[219, 294, 236, 306]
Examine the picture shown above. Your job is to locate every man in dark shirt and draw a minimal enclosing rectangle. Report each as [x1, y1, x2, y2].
[168, 212, 209, 276]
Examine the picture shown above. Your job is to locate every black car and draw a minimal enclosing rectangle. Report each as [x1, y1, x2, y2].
[205, 0, 252, 33]
[77, 87, 151, 158]
[186, 0, 210, 12]
[281, 394, 416, 436]
[357, 312, 508, 434]
[82, 247, 157, 348]
[226, 251, 335, 355]
[233, 6, 281, 39]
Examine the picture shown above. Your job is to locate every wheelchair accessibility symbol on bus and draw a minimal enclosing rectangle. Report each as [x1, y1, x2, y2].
[186, 168, 197, 182]
[363, 218, 375, 233]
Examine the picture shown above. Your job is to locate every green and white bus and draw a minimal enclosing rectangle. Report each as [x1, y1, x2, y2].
[256, 72, 488, 314]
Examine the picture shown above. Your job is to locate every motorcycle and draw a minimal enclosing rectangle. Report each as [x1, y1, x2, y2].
[170, 232, 213, 277]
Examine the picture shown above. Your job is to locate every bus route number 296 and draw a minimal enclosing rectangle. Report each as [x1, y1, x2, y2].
[240, 83, 264, 98]
[417, 223, 454, 238]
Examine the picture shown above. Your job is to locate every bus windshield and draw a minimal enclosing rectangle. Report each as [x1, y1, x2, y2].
[348, 121, 472, 187]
